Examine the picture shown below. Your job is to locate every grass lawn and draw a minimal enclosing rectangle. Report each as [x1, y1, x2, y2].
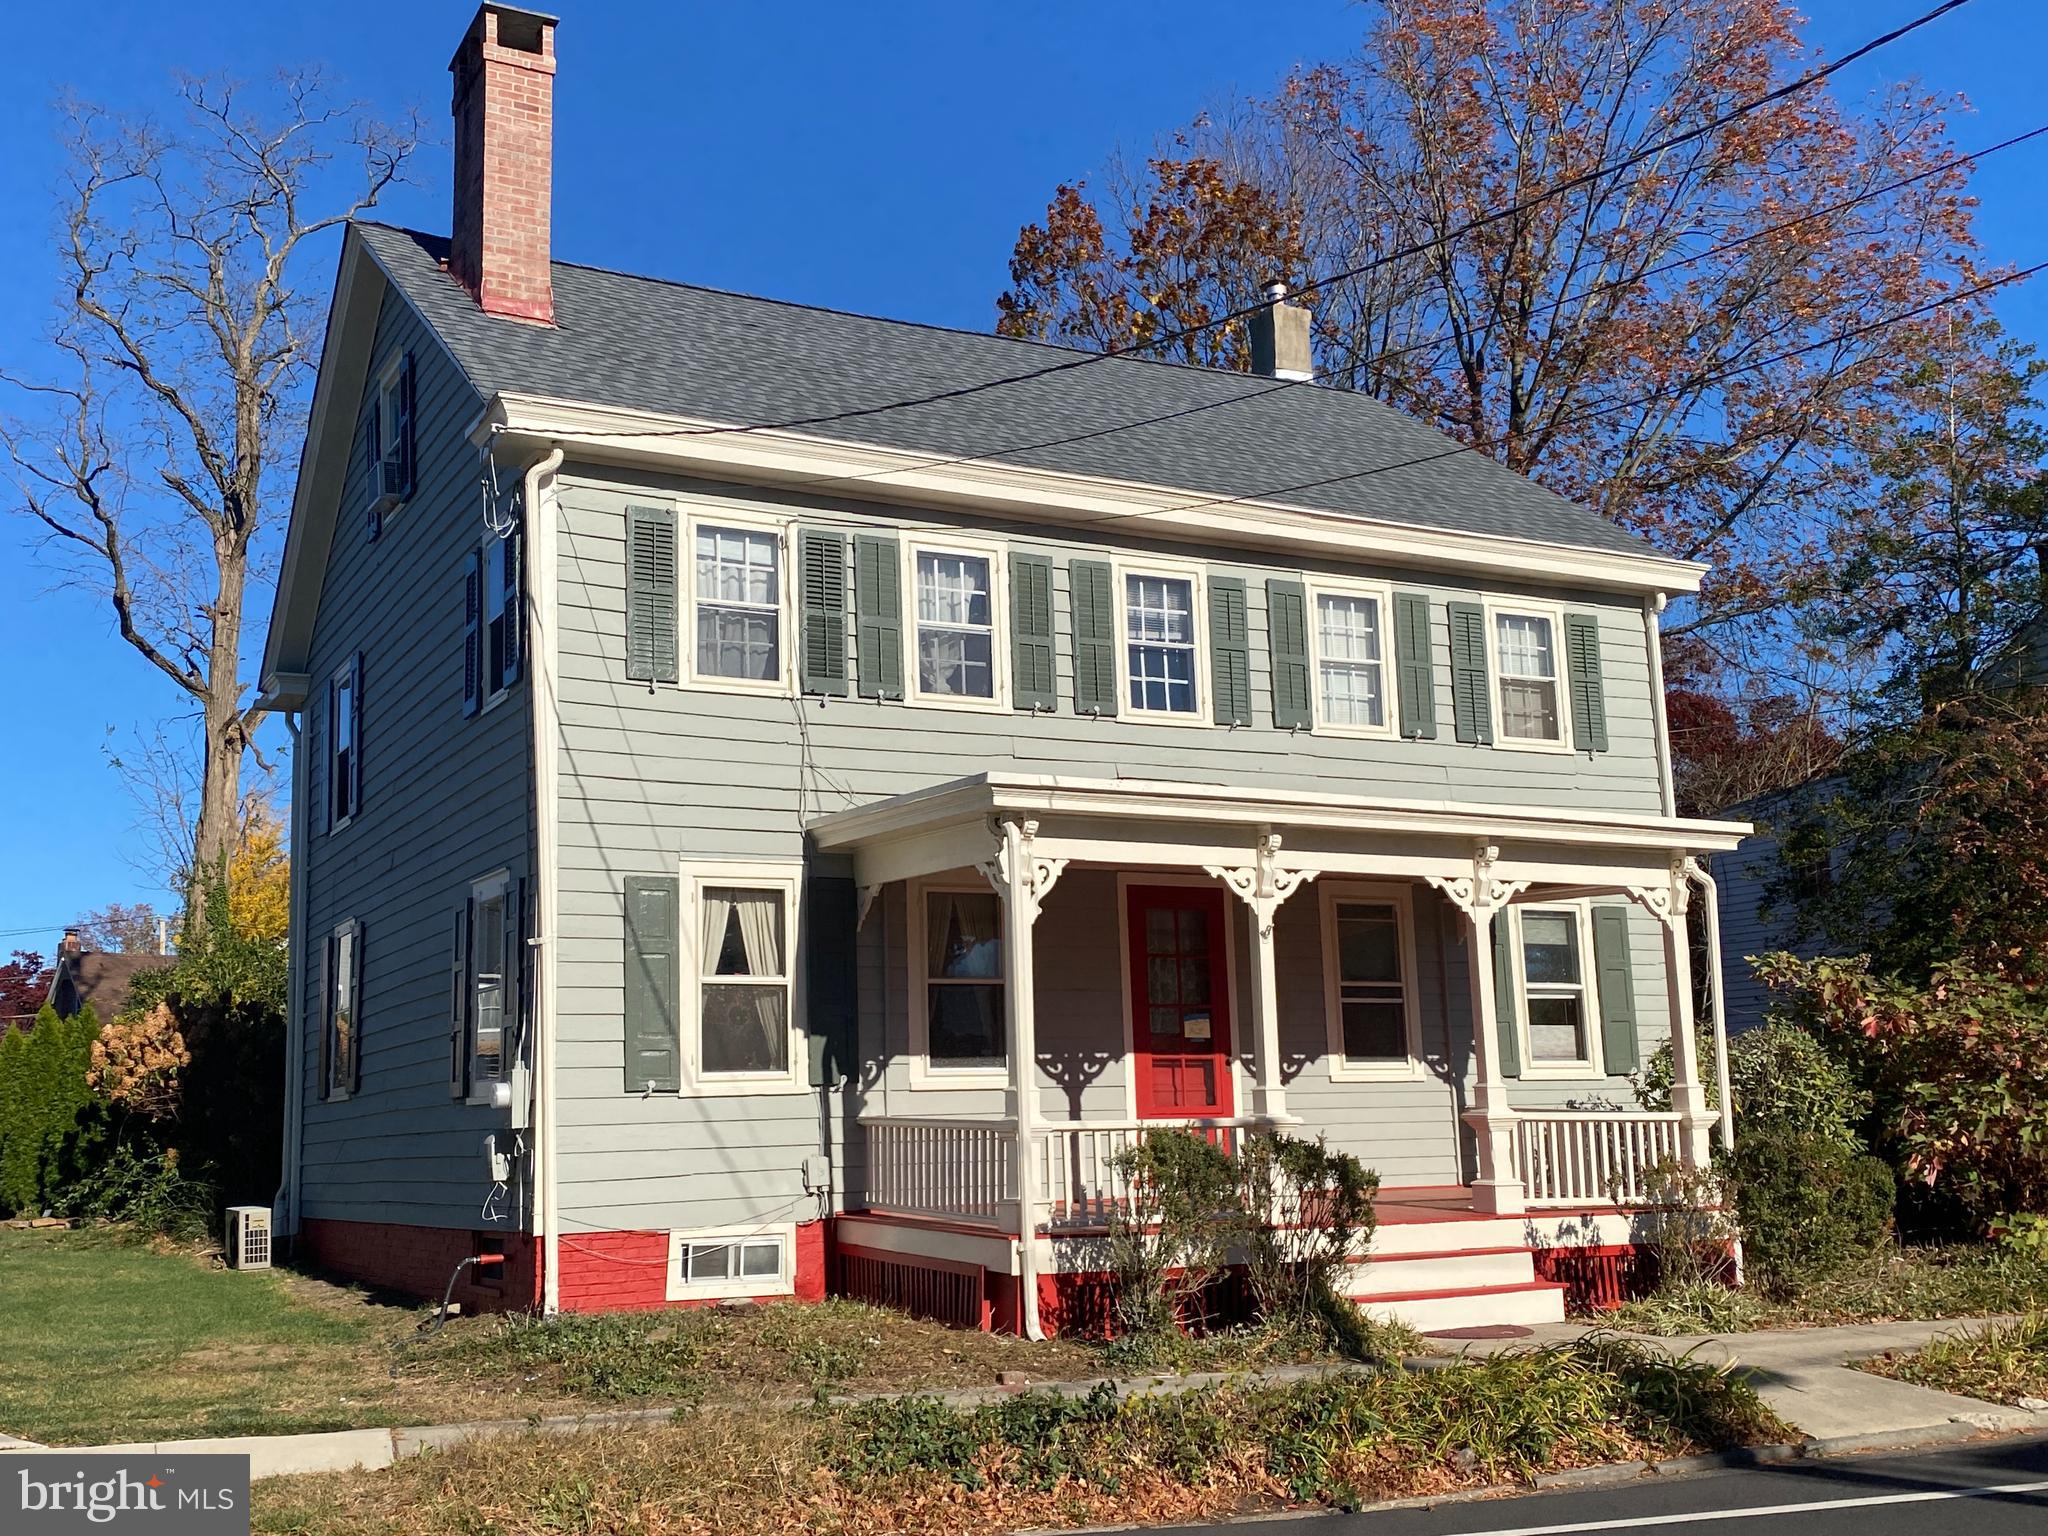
[0, 1226, 1244, 1445]
[252, 1336, 1791, 1536]
[1858, 1313, 2048, 1406]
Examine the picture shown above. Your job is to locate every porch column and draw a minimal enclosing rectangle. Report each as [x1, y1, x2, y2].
[977, 815, 1067, 1341]
[1206, 829, 1314, 1127]
[1628, 855, 1715, 1169]
[1428, 842, 1529, 1216]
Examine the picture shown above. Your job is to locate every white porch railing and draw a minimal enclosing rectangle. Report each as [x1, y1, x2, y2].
[863, 1117, 1015, 1226]
[1512, 1111, 1689, 1207]
[1038, 1118, 1260, 1230]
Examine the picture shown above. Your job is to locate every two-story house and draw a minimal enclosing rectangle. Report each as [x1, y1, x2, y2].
[258, 5, 1749, 1336]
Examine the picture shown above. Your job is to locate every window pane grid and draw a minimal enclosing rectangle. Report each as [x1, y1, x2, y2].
[1317, 593, 1386, 728]
[915, 551, 995, 699]
[1333, 901, 1407, 1063]
[1495, 612, 1561, 741]
[1125, 573, 1197, 713]
[925, 889, 1005, 1068]
[695, 525, 781, 681]
[699, 885, 791, 1076]
[1520, 908, 1589, 1063]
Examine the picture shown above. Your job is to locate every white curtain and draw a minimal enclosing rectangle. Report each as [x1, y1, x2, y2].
[703, 888, 785, 1064]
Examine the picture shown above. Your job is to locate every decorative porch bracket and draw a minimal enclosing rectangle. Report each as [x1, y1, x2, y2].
[1424, 841, 1532, 1216]
[1623, 854, 1716, 1170]
[974, 816, 1068, 1341]
[1205, 828, 1316, 1128]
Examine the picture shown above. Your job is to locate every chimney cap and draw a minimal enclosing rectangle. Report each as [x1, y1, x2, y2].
[451, 4, 558, 72]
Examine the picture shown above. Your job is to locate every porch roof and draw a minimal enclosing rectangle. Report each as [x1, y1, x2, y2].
[805, 772, 1750, 891]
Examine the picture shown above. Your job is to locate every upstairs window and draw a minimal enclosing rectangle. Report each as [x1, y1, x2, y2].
[327, 655, 361, 830]
[1494, 609, 1564, 744]
[486, 531, 522, 703]
[1519, 907, 1591, 1065]
[921, 887, 1005, 1072]
[911, 547, 997, 702]
[694, 523, 782, 684]
[365, 353, 415, 533]
[1313, 588, 1389, 731]
[1124, 571, 1199, 715]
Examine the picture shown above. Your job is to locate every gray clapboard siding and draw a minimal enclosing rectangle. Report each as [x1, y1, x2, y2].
[548, 468, 1675, 1231]
[296, 288, 531, 1232]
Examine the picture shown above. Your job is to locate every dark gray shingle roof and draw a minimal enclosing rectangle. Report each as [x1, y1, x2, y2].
[358, 221, 1654, 559]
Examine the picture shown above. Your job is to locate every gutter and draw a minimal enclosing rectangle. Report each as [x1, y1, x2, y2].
[273, 708, 308, 1239]
[1690, 859, 1737, 1150]
[1645, 595, 1677, 819]
[523, 445, 567, 1314]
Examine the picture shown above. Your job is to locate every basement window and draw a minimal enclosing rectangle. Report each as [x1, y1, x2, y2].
[665, 1227, 793, 1301]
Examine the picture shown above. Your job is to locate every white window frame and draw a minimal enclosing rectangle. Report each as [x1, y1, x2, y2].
[1113, 557, 1212, 725]
[664, 1222, 797, 1302]
[1306, 577, 1398, 740]
[682, 505, 794, 697]
[1485, 599, 1573, 754]
[467, 870, 514, 1102]
[902, 533, 1011, 712]
[680, 859, 806, 1095]
[325, 918, 360, 1101]
[1318, 881, 1424, 1081]
[906, 875, 1009, 1090]
[371, 357, 408, 516]
[327, 656, 359, 833]
[1506, 900, 1605, 1079]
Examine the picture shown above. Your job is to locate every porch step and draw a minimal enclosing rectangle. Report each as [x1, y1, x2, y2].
[1368, 1217, 1534, 1257]
[1348, 1247, 1536, 1298]
[1356, 1279, 1568, 1333]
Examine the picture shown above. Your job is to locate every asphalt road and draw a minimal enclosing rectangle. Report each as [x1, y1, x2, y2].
[1176, 1433, 2048, 1536]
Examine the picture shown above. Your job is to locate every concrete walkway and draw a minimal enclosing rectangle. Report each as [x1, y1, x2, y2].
[1427, 1315, 2048, 1447]
[4, 1316, 2042, 1480]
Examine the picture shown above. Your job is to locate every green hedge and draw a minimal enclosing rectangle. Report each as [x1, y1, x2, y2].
[0, 1005, 103, 1215]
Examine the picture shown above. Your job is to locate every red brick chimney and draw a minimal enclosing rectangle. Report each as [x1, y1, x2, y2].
[449, 4, 557, 324]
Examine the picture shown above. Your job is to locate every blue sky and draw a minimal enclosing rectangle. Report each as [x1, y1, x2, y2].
[1, 0, 2042, 949]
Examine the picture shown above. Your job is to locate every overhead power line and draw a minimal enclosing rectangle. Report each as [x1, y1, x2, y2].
[578, 0, 1976, 445]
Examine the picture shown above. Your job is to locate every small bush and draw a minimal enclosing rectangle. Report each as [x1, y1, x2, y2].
[1863, 1313, 2048, 1406]
[1635, 1021, 1869, 1151]
[1609, 1279, 1765, 1336]
[65, 1143, 214, 1242]
[1729, 1131, 1894, 1292]
[1106, 1129, 1239, 1340]
[1236, 1132, 1379, 1352]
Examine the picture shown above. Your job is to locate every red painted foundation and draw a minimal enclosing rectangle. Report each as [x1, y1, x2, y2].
[298, 1217, 827, 1314]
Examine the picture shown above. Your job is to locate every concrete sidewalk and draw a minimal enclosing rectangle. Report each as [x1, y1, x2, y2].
[1427, 1315, 2048, 1446]
[5, 1316, 2042, 1480]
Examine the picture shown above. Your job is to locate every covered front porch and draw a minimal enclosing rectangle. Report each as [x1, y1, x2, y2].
[809, 773, 1747, 1336]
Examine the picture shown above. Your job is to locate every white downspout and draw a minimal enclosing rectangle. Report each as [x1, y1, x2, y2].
[524, 446, 566, 1314]
[1691, 860, 1736, 1150]
[1644, 594, 1676, 818]
[274, 709, 308, 1239]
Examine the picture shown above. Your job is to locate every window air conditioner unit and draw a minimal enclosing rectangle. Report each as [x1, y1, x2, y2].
[227, 1205, 272, 1270]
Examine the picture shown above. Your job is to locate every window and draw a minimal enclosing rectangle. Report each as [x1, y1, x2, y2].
[1123, 570, 1200, 715]
[1494, 608, 1565, 744]
[327, 655, 361, 830]
[693, 522, 782, 683]
[697, 885, 792, 1077]
[325, 920, 361, 1099]
[470, 874, 512, 1090]
[367, 353, 414, 518]
[1519, 907, 1592, 1065]
[1320, 885, 1418, 1078]
[1311, 586, 1389, 732]
[665, 1226, 794, 1301]
[919, 887, 1005, 1074]
[910, 545, 999, 703]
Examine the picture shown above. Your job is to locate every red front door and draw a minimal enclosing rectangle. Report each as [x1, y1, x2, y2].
[1128, 885, 1234, 1118]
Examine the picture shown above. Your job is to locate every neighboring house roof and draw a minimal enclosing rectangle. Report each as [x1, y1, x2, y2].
[354, 221, 1656, 561]
[47, 948, 160, 1023]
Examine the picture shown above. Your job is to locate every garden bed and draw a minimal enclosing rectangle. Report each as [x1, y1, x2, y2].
[1858, 1314, 2048, 1406]
[253, 1336, 1790, 1536]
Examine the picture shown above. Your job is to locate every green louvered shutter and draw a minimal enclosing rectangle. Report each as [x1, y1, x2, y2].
[854, 533, 903, 700]
[797, 529, 849, 696]
[1447, 600, 1494, 745]
[1209, 575, 1252, 726]
[1393, 591, 1437, 739]
[625, 505, 678, 684]
[1069, 558, 1118, 716]
[1564, 611, 1609, 752]
[623, 875, 680, 1093]
[805, 876, 859, 1087]
[1591, 906, 1639, 1073]
[1490, 919, 1523, 1079]
[1010, 552, 1057, 712]
[1266, 578, 1312, 729]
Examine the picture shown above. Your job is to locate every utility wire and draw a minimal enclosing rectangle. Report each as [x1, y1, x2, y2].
[748, 119, 2048, 505]
[580, 0, 1977, 444]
